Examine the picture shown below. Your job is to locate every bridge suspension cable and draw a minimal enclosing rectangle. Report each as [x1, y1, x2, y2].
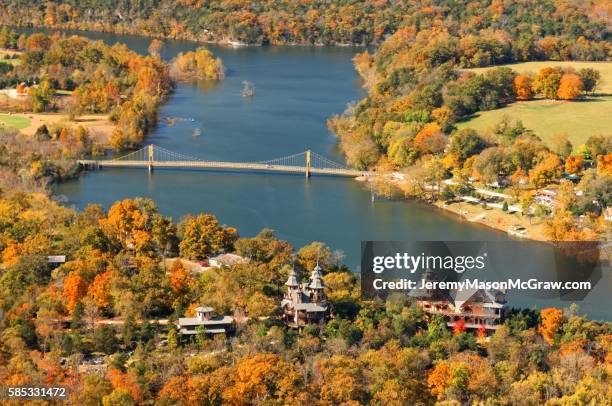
[85, 144, 372, 177]
[111, 145, 349, 169]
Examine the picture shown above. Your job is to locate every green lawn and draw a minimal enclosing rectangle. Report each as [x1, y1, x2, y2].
[0, 113, 31, 130]
[466, 61, 612, 93]
[456, 96, 612, 148]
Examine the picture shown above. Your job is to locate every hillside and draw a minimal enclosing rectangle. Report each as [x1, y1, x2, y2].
[457, 96, 612, 148]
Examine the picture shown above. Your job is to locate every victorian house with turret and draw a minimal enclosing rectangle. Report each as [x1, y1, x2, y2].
[281, 264, 328, 328]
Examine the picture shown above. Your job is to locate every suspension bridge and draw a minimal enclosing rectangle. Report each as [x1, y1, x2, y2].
[77, 145, 374, 178]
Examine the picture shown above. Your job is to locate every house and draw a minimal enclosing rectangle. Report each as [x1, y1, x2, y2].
[209, 253, 249, 268]
[177, 306, 234, 335]
[47, 255, 66, 264]
[281, 264, 328, 328]
[410, 269, 506, 333]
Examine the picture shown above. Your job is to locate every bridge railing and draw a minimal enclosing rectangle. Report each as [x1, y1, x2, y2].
[78, 145, 374, 177]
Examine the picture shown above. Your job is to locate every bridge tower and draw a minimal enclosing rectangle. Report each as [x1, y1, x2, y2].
[148, 144, 154, 172]
[305, 150, 311, 178]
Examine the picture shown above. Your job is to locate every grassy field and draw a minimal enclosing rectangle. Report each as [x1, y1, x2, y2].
[0, 113, 31, 130]
[456, 96, 612, 148]
[460, 61, 612, 147]
[466, 61, 612, 93]
[0, 49, 22, 66]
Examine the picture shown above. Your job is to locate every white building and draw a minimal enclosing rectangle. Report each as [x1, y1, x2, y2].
[177, 306, 234, 335]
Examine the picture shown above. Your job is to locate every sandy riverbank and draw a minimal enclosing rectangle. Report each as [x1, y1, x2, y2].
[432, 199, 548, 241]
[360, 176, 549, 241]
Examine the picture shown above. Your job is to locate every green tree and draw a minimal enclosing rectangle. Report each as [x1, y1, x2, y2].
[71, 301, 84, 330]
[94, 325, 118, 354]
[449, 129, 488, 162]
[578, 68, 600, 94]
[31, 79, 55, 112]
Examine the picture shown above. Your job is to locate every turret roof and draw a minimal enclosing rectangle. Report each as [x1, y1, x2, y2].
[285, 266, 299, 287]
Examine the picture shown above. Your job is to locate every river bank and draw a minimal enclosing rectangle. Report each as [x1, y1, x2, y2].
[358, 175, 550, 242]
[2, 22, 370, 48]
[432, 199, 547, 241]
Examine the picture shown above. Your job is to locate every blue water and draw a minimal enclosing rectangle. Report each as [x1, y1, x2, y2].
[45, 30, 609, 319]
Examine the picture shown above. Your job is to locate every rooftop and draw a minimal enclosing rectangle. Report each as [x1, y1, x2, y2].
[178, 315, 234, 326]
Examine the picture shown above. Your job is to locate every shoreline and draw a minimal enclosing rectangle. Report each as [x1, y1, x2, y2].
[357, 176, 550, 243]
[2, 22, 371, 48]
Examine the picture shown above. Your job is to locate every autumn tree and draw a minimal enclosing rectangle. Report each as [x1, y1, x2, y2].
[223, 354, 305, 404]
[428, 362, 451, 400]
[565, 155, 584, 174]
[543, 209, 596, 241]
[540, 307, 563, 344]
[533, 67, 562, 99]
[414, 122, 447, 154]
[178, 214, 238, 260]
[453, 319, 467, 335]
[596, 153, 612, 176]
[63, 271, 87, 315]
[557, 73, 583, 100]
[514, 74, 534, 100]
[529, 152, 562, 188]
[87, 270, 113, 312]
[30, 79, 56, 113]
[171, 47, 225, 80]
[25, 33, 51, 51]
[106, 368, 143, 404]
[449, 128, 488, 162]
[169, 259, 192, 308]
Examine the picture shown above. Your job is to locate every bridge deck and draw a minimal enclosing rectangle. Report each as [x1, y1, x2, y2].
[77, 160, 373, 177]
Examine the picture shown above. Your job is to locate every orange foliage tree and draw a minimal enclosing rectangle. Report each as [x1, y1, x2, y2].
[514, 75, 534, 100]
[565, 155, 584, 174]
[2, 240, 22, 267]
[106, 368, 143, 404]
[100, 199, 148, 249]
[540, 307, 564, 344]
[87, 271, 113, 311]
[428, 362, 451, 399]
[557, 73, 583, 100]
[223, 354, 304, 404]
[63, 271, 87, 314]
[414, 122, 446, 154]
[169, 260, 192, 307]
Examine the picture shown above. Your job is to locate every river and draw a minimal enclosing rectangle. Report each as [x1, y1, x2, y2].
[40, 30, 608, 319]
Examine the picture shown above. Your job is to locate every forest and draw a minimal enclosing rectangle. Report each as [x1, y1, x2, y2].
[0, 1, 610, 404]
[0, 0, 608, 46]
[0, 189, 609, 405]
